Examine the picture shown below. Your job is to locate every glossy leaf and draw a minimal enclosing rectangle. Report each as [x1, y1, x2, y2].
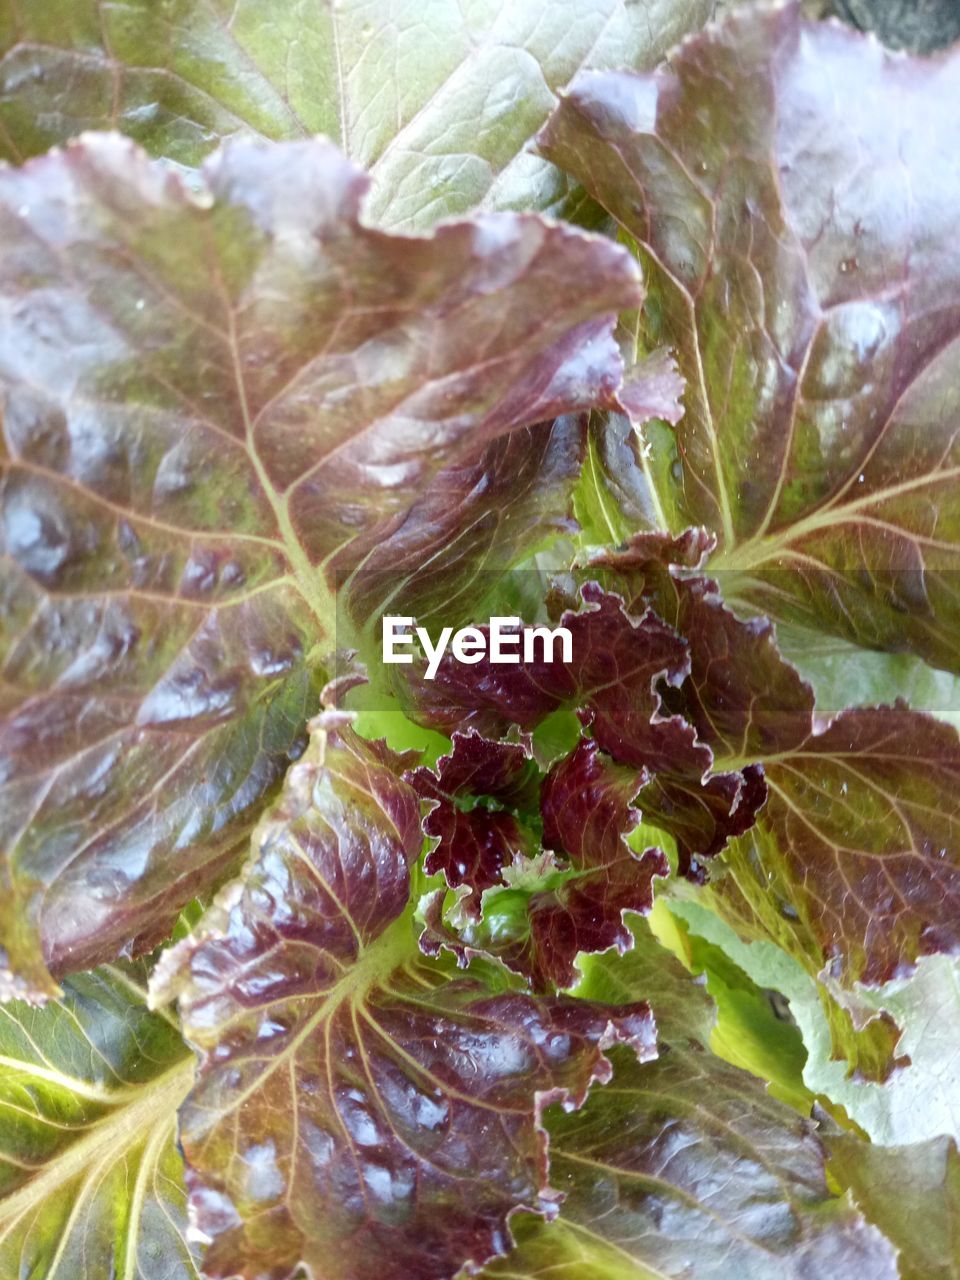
[481, 922, 899, 1280]
[402, 584, 765, 875]
[0, 133, 641, 997]
[0, 0, 712, 228]
[541, 2, 960, 671]
[593, 535, 960, 988]
[343, 417, 584, 634]
[0, 964, 197, 1278]
[706, 707, 960, 989]
[155, 708, 656, 1280]
[5, 5, 960, 1277]
[410, 730, 540, 916]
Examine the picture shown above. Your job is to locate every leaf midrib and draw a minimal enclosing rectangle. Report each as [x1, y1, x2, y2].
[0, 1056, 194, 1232]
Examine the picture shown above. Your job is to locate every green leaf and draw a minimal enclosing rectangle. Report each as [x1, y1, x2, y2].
[670, 899, 960, 1146]
[0, 0, 712, 229]
[677, 926, 813, 1112]
[827, 1134, 960, 1280]
[0, 964, 196, 1279]
[540, 2, 960, 672]
[573, 349, 686, 547]
[573, 416, 643, 548]
[480, 1214, 662, 1279]
[0, 133, 641, 999]
[776, 623, 960, 732]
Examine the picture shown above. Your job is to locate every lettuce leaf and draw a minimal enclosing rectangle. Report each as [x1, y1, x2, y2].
[671, 899, 960, 1146]
[4, 3, 960, 1277]
[0, 964, 197, 1278]
[0, 0, 712, 228]
[343, 417, 585, 634]
[401, 583, 765, 877]
[0, 133, 640, 999]
[153, 704, 656, 1280]
[540, 1, 960, 672]
[478, 921, 899, 1280]
[419, 737, 670, 990]
[588, 532, 960, 993]
[828, 1134, 960, 1280]
[411, 730, 541, 916]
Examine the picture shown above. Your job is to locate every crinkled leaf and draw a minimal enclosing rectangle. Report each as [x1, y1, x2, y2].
[0, 134, 642, 998]
[0, 0, 712, 229]
[592, 536, 814, 760]
[402, 583, 688, 743]
[402, 584, 765, 874]
[413, 734, 667, 990]
[594, 534, 960, 988]
[516, 742, 668, 988]
[541, 739, 643, 869]
[541, 2, 960, 672]
[410, 730, 539, 916]
[480, 921, 898, 1280]
[155, 709, 656, 1280]
[828, 1134, 960, 1280]
[617, 347, 685, 431]
[0, 964, 197, 1278]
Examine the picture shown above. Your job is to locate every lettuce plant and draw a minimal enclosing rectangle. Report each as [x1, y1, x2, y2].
[1, 2, 959, 1277]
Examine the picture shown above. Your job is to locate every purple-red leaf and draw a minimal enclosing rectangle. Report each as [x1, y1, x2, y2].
[728, 706, 960, 986]
[340, 418, 584, 633]
[541, 739, 641, 868]
[404, 586, 765, 874]
[409, 731, 539, 915]
[414, 736, 668, 990]
[541, 2, 960, 672]
[155, 709, 656, 1280]
[402, 584, 687, 747]
[618, 347, 685, 428]
[592, 534, 815, 758]
[595, 532, 960, 985]
[0, 133, 642, 997]
[522, 740, 668, 987]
